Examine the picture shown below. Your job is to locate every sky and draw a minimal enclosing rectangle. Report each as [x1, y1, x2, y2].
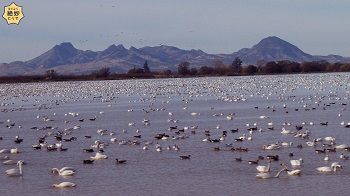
[1, 0, 350, 63]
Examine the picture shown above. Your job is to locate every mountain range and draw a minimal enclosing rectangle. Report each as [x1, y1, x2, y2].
[0, 36, 349, 76]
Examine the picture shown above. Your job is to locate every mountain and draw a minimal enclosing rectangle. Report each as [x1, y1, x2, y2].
[233, 36, 315, 64]
[0, 36, 349, 76]
[26, 42, 98, 69]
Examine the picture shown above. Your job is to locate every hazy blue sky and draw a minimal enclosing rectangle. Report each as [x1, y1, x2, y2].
[1, 0, 349, 63]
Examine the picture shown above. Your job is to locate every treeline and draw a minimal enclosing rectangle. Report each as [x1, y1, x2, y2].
[175, 58, 350, 76]
[1, 58, 350, 83]
[0, 66, 160, 83]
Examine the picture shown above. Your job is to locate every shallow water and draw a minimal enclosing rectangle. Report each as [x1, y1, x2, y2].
[0, 73, 350, 196]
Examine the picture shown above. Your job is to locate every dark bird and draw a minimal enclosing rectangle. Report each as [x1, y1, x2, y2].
[54, 135, 62, 141]
[315, 149, 326, 153]
[32, 144, 41, 150]
[180, 155, 191, 160]
[83, 160, 94, 164]
[235, 157, 242, 162]
[116, 159, 127, 164]
[320, 122, 328, 126]
[248, 160, 259, 165]
[83, 148, 94, 153]
[14, 135, 23, 143]
[266, 155, 279, 161]
[258, 156, 265, 160]
[168, 126, 177, 131]
[214, 147, 220, 151]
[59, 147, 68, 151]
[295, 125, 303, 130]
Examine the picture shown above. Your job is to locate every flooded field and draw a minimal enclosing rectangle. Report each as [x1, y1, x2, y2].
[0, 73, 350, 196]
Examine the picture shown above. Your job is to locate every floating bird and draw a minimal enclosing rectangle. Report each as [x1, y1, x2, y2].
[90, 152, 108, 160]
[248, 160, 259, 165]
[256, 160, 271, 173]
[255, 168, 287, 179]
[280, 163, 301, 175]
[52, 168, 75, 176]
[340, 153, 349, 160]
[290, 158, 303, 166]
[52, 167, 75, 173]
[83, 160, 94, 164]
[14, 135, 23, 143]
[266, 155, 279, 161]
[317, 162, 342, 172]
[324, 155, 330, 161]
[262, 144, 280, 150]
[83, 149, 94, 153]
[3, 160, 21, 165]
[116, 159, 127, 164]
[52, 182, 76, 188]
[5, 160, 24, 177]
[179, 155, 191, 159]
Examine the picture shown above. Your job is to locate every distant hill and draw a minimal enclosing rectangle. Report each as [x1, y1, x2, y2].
[0, 36, 349, 76]
[233, 36, 314, 63]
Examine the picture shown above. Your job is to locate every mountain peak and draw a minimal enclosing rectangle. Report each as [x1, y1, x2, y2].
[103, 44, 127, 53]
[261, 36, 283, 41]
[105, 44, 127, 51]
[233, 36, 313, 63]
[256, 36, 297, 49]
[95, 44, 128, 60]
[58, 42, 75, 49]
[25, 42, 79, 69]
[52, 42, 77, 55]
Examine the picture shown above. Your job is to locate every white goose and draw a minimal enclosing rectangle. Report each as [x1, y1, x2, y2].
[281, 142, 293, 147]
[281, 127, 291, 134]
[256, 160, 271, 173]
[52, 167, 75, 173]
[262, 144, 280, 150]
[324, 155, 330, 161]
[10, 148, 19, 154]
[90, 152, 108, 160]
[143, 145, 148, 150]
[306, 141, 316, 147]
[290, 158, 303, 166]
[324, 136, 335, 142]
[52, 168, 75, 176]
[3, 160, 19, 165]
[259, 115, 268, 119]
[5, 160, 24, 177]
[52, 182, 76, 188]
[0, 149, 11, 153]
[335, 144, 348, 149]
[255, 168, 287, 179]
[317, 162, 342, 172]
[280, 163, 301, 175]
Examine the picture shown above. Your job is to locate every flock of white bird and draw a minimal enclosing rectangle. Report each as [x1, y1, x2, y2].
[0, 73, 350, 193]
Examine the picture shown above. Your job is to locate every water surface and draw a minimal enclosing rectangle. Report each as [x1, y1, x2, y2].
[0, 73, 349, 196]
